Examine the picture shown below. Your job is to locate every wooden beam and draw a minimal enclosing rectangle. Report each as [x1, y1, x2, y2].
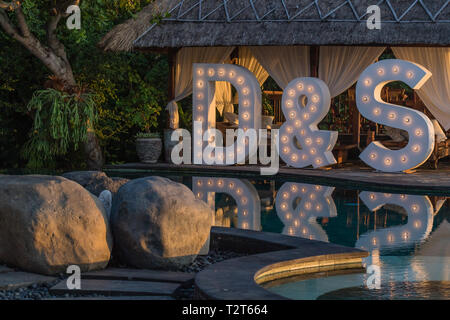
[348, 87, 360, 146]
[167, 48, 178, 101]
[135, 47, 169, 54]
[166, 47, 179, 129]
[309, 46, 319, 77]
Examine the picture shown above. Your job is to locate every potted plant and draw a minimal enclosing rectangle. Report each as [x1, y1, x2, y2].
[132, 102, 162, 164]
[136, 132, 162, 163]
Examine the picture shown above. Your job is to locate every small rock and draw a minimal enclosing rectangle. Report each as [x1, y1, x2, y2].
[62, 171, 129, 196]
[98, 190, 112, 218]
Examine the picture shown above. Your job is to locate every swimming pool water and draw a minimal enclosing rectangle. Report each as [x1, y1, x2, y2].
[110, 171, 449, 300]
[265, 255, 450, 300]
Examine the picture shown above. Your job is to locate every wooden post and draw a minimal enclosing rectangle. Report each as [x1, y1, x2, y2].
[164, 48, 179, 163]
[168, 48, 178, 100]
[309, 46, 319, 77]
[349, 87, 361, 146]
[356, 191, 360, 240]
[167, 48, 178, 129]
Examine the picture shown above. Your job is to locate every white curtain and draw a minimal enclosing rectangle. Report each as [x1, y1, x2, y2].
[215, 81, 234, 115]
[214, 58, 234, 116]
[238, 47, 270, 85]
[319, 46, 386, 98]
[215, 47, 270, 116]
[392, 47, 450, 131]
[167, 46, 235, 129]
[250, 46, 310, 89]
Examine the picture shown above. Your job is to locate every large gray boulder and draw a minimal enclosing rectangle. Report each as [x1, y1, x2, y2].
[62, 171, 129, 196]
[0, 175, 113, 275]
[111, 176, 213, 270]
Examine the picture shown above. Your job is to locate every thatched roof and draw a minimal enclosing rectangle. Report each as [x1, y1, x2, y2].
[100, 0, 450, 52]
[98, 0, 179, 52]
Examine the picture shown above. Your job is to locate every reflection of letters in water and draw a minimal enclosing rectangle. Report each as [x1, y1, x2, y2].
[191, 177, 440, 258]
[357, 192, 434, 253]
[275, 183, 337, 241]
[192, 177, 261, 231]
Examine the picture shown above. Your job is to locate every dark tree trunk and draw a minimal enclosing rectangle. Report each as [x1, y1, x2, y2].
[84, 129, 104, 171]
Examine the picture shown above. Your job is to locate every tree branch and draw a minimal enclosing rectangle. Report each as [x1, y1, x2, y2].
[0, 1, 22, 11]
[47, 12, 62, 47]
[15, 6, 30, 37]
[0, 7, 23, 42]
[0, 0, 78, 86]
[54, 0, 80, 17]
[47, 12, 70, 65]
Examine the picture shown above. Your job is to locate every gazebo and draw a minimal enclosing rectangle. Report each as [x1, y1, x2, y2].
[99, 0, 450, 168]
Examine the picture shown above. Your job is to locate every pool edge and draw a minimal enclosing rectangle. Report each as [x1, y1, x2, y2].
[195, 227, 369, 300]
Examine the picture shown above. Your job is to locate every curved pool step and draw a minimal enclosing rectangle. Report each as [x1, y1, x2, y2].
[196, 227, 369, 300]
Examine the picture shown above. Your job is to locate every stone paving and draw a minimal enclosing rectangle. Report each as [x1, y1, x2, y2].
[107, 161, 450, 195]
[0, 248, 242, 300]
[0, 267, 56, 291]
[50, 279, 180, 297]
[0, 265, 13, 274]
[50, 268, 193, 299]
[0, 265, 192, 300]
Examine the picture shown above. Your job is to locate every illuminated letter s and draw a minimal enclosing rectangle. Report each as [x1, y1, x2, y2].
[356, 59, 434, 172]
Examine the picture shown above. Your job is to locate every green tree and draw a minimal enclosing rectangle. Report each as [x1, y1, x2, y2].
[0, 0, 166, 169]
[0, 0, 104, 169]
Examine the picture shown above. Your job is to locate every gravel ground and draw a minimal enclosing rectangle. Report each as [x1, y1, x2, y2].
[0, 281, 57, 300]
[181, 249, 245, 273]
[0, 250, 245, 300]
[177, 250, 246, 300]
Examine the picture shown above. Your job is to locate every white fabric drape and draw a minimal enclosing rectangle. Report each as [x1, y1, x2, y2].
[215, 47, 270, 116]
[392, 47, 450, 131]
[237, 47, 270, 85]
[249, 46, 310, 89]
[214, 81, 234, 115]
[214, 58, 234, 116]
[167, 46, 234, 129]
[319, 46, 386, 98]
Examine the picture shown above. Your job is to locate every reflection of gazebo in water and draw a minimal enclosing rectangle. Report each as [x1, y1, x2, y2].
[100, 0, 450, 167]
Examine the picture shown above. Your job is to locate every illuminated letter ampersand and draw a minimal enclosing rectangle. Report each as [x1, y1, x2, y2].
[279, 78, 338, 168]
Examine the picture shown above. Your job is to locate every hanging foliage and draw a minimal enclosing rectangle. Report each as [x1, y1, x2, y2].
[22, 88, 96, 168]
